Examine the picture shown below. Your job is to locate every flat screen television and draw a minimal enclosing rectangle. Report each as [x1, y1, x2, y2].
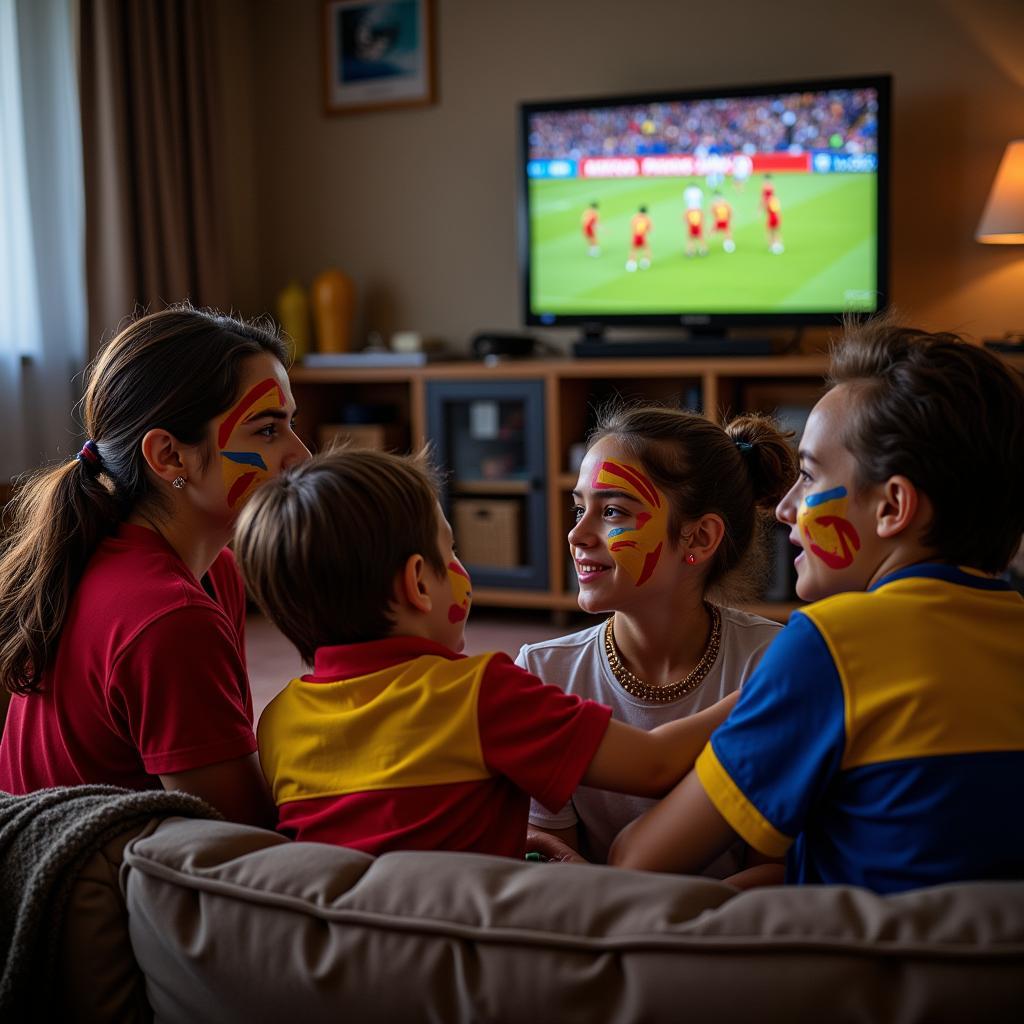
[518, 75, 890, 354]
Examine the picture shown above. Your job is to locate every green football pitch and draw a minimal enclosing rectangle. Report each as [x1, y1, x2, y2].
[528, 174, 877, 314]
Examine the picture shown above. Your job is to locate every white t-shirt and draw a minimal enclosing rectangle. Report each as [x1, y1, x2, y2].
[517, 606, 782, 869]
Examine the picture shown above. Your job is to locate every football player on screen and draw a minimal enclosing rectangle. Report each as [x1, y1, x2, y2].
[627, 206, 653, 271]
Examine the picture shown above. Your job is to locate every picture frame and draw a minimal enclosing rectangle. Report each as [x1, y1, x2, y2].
[323, 0, 435, 115]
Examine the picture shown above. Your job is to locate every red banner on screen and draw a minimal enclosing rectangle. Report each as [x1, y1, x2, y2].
[579, 152, 811, 179]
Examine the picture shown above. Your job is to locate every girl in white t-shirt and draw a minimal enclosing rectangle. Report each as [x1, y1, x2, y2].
[518, 404, 795, 879]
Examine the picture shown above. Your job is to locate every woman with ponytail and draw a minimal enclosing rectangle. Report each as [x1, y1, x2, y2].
[0, 307, 309, 825]
[519, 404, 795, 883]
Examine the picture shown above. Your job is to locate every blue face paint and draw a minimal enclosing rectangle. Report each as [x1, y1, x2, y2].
[805, 485, 847, 508]
[222, 451, 269, 471]
[608, 527, 628, 538]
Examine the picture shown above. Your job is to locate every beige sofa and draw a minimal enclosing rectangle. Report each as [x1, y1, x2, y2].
[60, 817, 1024, 1023]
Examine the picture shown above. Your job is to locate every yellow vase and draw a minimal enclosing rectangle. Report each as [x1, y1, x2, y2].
[276, 281, 311, 359]
[311, 269, 356, 353]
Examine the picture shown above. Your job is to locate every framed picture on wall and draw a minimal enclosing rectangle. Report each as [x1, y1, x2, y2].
[323, 0, 435, 115]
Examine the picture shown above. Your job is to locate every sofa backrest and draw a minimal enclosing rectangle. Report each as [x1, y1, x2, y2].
[120, 819, 1024, 1023]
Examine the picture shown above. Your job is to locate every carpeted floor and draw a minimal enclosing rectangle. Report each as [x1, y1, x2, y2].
[246, 609, 595, 718]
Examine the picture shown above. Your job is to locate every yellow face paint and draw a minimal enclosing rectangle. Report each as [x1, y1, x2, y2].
[592, 458, 669, 586]
[798, 485, 862, 570]
[447, 561, 472, 623]
[216, 378, 286, 508]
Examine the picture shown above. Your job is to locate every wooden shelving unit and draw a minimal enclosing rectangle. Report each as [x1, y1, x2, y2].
[294, 351, 1016, 623]
[451, 479, 533, 495]
[289, 354, 829, 622]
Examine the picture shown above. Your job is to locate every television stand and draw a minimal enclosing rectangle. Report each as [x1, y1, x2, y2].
[572, 333, 775, 358]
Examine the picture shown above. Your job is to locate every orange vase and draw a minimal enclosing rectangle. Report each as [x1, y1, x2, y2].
[311, 269, 355, 353]
[276, 280, 311, 359]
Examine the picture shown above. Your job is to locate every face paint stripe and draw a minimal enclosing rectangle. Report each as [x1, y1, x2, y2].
[217, 379, 283, 448]
[805, 485, 848, 508]
[809, 542, 854, 570]
[809, 516, 861, 568]
[597, 460, 660, 508]
[608, 527, 628, 538]
[636, 543, 663, 586]
[609, 462, 661, 508]
[227, 471, 258, 508]
[447, 563, 472, 626]
[593, 460, 656, 507]
[222, 450, 269, 470]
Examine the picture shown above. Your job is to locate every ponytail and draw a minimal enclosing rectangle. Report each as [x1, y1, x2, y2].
[724, 413, 798, 510]
[0, 456, 124, 693]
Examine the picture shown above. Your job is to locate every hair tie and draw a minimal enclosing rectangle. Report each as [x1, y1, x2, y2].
[735, 440, 753, 453]
[76, 439, 101, 468]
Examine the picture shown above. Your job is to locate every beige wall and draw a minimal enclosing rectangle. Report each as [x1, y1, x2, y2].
[217, 0, 1024, 350]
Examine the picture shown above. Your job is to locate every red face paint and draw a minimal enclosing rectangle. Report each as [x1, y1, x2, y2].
[592, 459, 668, 586]
[217, 378, 286, 509]
[447, 561, 472, 623]
[799, 487, 862, 570]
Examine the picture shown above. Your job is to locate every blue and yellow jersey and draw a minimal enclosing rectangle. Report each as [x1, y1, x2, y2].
[696, 563, 1024, 892]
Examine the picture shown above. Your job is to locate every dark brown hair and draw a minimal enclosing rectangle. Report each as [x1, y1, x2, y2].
[234, 449, 446, 662]
[0, 306, 288, 695]
[590, 404, 796, 601]
[828, 314, 1024, 573]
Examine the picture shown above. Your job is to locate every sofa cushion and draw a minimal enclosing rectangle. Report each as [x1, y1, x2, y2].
[123, 819, 1024, 1023]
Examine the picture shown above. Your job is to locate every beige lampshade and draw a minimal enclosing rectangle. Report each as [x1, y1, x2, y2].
[976, 140, 1024, 244]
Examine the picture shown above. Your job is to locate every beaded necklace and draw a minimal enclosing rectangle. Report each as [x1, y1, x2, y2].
[603, 605, 722, 703]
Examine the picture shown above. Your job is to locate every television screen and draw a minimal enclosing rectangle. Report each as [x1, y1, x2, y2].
[519, 76, 889, 334]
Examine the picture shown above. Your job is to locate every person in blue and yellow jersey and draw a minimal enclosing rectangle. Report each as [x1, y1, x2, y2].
[626, 205, 652, 271]
[233, 449, 738, 858]
[610, 315, 1024, 893]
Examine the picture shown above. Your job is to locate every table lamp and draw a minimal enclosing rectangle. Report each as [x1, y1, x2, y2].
[976, 140, 1024, 350]
[977, 140, 1024, 244]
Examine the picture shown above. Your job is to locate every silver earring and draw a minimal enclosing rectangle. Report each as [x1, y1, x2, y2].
[172, 476, 187, 490]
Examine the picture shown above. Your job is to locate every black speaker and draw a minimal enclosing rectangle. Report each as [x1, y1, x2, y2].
[471, 332, 536, 359]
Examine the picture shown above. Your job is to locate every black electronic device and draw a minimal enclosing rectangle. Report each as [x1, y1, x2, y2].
[982, 333, 1024, 354]
[572, 336, 776, 358]
[471, 332, 537, 359]
[518, 74, 891, 354]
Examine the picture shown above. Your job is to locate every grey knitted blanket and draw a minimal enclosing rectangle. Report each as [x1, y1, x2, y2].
[0, 785, 221, 1020]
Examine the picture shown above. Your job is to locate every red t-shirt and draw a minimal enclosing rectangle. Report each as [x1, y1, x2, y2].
[0, 524, 256, 793]
[259, 637, 613, 858]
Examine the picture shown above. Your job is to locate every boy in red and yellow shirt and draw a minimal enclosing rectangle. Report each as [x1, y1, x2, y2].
[235, 450, 735, 858]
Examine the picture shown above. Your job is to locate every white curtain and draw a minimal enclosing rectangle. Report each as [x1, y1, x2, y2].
[0, 0, 86, 482]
